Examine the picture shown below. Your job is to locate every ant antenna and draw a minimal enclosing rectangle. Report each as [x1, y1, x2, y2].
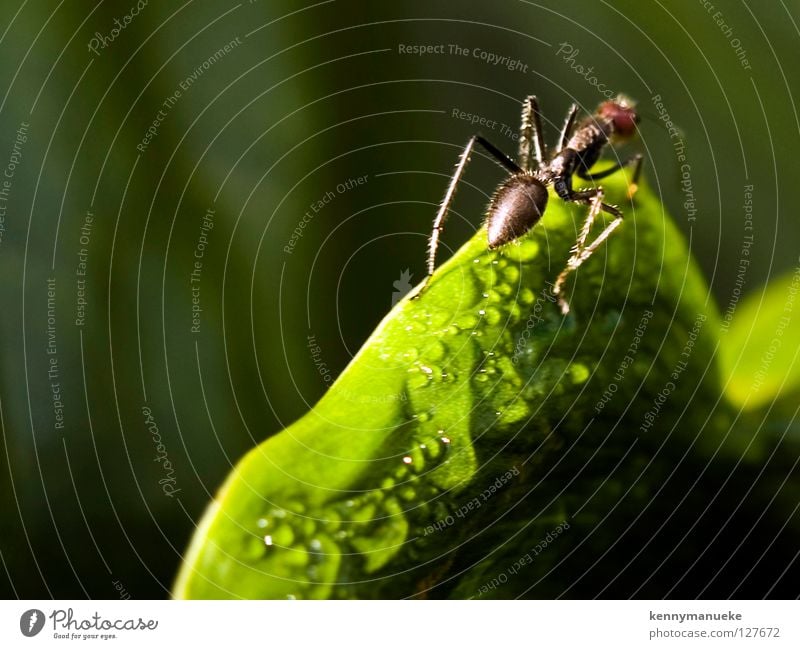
[637, 110, 687, 141]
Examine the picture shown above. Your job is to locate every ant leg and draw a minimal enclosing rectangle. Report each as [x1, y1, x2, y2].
[577, 153, 644, 198]
[414, 135, 522, 298]
[559, 104, 579, 150]
[518, 95, 546, 171]
[553, 190, 623, 314]
[577, 153, 642, 181]
[474, 135, 522, 175]
[626, 154, 644, 198]
[563, 188, 619, 251]
[552, 188, 601, 312]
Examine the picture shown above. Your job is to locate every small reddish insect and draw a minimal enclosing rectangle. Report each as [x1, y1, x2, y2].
[420, 94, 643, 314]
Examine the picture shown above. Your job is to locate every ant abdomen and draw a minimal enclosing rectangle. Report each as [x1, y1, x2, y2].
[487, 175, 549, 249]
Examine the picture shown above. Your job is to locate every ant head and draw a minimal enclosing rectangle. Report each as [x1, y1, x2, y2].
[598, 95, 639, 139]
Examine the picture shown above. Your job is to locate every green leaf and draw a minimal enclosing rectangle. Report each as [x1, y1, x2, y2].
[720, 268, 800, 410]
[174, 171, 727, 599]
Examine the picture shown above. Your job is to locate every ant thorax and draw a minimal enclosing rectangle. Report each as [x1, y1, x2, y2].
[568, 118, 610, 151]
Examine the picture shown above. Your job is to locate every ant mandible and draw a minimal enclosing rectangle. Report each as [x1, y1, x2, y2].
[418, 95, 643, 315]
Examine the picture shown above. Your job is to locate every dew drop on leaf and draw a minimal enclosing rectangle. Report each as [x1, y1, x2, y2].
[503, 239, 539, 262]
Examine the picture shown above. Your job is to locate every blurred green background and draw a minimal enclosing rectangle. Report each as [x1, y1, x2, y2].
[0, 0, 798, 598]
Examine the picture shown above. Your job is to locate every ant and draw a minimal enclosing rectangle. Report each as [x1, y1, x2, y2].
[418, 95, 643, 314]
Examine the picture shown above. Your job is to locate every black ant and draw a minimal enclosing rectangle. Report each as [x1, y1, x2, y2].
[419, 95, 643, 314]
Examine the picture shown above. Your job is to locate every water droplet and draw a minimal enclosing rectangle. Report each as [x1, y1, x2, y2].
[485, 307, 502, 325]
[286, 500, 306, 515]
[383, 497, 403, 516]
[519, 288, 535, 305]
[245, 535, 266, 560]
[427, 308, 452, 328]
[407, 367, 430, 389]
[402, 456, 413, 464]
[284, 549, 309, 568]
[424, 340, 447, 361]
[503, 265, 520, 282]
[504, 239, 539, 262]
[456, 314, 478, 329]
[256, 518, 268, 529]
[569, 363, 590, 384]
[302, 518, 317, 538]
[401, 348, 419, 362]
[271, 525, 295, 547]
[421, 438, 441, 460]
[399, 487, 416, 501]
[264, 535, 274, 546]
[496, 399, 532, 424]
[349, 501, 376, 523]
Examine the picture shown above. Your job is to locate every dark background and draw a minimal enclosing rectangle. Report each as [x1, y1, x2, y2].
[0, 0, 797, 598]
